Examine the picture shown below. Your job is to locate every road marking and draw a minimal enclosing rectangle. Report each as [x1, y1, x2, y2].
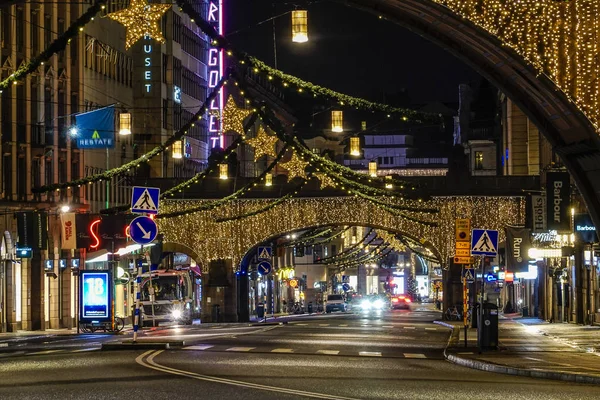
[425, 328, 437, 331]
[318, 324, 330, 327]
[361, 324, 370, 327]
[0, 343, 8, 347]
[404, 353, 426, 358]
[71, 348, 98, 353]
[226, 347, 255, 352]
[359, 351, 382, 357]
[271, 348, 294, 353]
[185, 345, 214, 351]
[27, 350, 62, 355]
[137, 350, 360, 400]
[316, 350, 340, 355]
[382, 325, 393, 328]
[295, 323, 308, 326]
[403, 326, 416, 330]
[339, 324, 348, 327]
[457, 352, 475, 355]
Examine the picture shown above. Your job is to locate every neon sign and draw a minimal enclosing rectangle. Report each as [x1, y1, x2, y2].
[144, 36, 153, 94]
[89, 219, 101, 250]
[207, 0, 224, 149]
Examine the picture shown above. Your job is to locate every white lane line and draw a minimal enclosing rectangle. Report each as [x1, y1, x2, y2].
[138, 350, 360, 400]
[361, 324, 370, 327]
[27, 350, 62, 355]
[0, 343, 8, 347]
[71, 348, 98, 353]
[359, 351, 382, 357]
[185, 345, 214, 351]
[317, 350, 340, 355]
[404, 353, 427, 359]
[295, 323, 308, 326]
[425, 328, 437, 331]
[318, 324, 330, 327]
[382, 325, 394, 328]
[339, 324, 348, 327]
[226, 347, 255, 352]
[403, 326, 416, 330]
[271, 348, 294, 353]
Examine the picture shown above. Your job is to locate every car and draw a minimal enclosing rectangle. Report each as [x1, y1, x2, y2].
[357, 295, 389, 312]
[391, 295, 412, 310]
[325, 294, 346, 313]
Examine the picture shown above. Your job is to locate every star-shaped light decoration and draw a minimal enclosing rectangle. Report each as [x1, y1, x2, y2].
[313, 173, 337, 189]
[280, 150, 309, 181]
[222, 95, 253, 135]
[246, 126, 279, 161]
[107, 0, 171, 49]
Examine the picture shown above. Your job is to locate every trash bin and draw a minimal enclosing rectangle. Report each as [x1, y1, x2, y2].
[256, 303, 265, 319]
[477, 302, 499, 350]
[212, 304, 221, 322]
[521, 307, 529, 317]
[471, 303, 480, 329]
[307, 302, 313, 314]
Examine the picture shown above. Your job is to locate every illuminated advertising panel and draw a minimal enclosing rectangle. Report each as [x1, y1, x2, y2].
[207, 0, 224, 149]
[80, 271, 111, 320]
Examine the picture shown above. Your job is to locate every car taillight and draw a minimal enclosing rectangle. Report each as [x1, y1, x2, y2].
[392, 298, 399, 303]
[405, 298, 412, 303]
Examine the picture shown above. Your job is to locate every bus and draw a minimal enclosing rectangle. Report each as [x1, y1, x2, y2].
[138, 268, 201, 326]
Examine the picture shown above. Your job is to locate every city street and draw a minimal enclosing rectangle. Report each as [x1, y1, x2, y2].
[1, 308, 600, 399]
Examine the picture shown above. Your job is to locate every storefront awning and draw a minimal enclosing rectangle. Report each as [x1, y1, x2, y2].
[86, 243, 155, 263]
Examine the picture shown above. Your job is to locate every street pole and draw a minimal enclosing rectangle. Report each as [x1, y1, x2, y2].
[463, 273, 468, 348]
[132, 246, 143, 343]
[479, 257, 485, 353]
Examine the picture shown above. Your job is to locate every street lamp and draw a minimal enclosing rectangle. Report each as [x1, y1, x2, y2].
[349, 136, 361, 156]
[68, 126, 78, 137]
[291, 10, 308, 43]
[60, 205, 70, 213]
[219, 163, 229, 180]
[172, 140, 183, 159]
[119, 112, 132, 135]
[265, 173, 273, 187]
[368, 161, 377, 177]
[332, 111, 343, 133]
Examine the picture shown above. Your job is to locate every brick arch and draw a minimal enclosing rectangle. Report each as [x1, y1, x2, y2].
[161, 241, 202, 268]
[158, 196, 524, 271]
[340, 0, 600, 230]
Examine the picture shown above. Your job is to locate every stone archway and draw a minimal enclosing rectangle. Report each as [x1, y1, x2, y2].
[161, 241, 202, 269]
[340, 0, 600, 228]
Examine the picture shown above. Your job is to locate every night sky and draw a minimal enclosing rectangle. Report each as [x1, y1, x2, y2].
[225, 0, 482, 106]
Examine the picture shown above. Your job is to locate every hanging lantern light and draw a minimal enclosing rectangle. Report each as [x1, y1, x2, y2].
[349, 136, 360, 156]
[361, 121, 367, 131]
[291, 10, 308, 43]
[331, 110, 343, 133]
[265, 173, 273, 187]
[172, 140, 183, 159]
[385, 175, 393, 189]
[219, 163, 229, 180]
[119, 112, 131, 135]
[368, 161, 377, 177]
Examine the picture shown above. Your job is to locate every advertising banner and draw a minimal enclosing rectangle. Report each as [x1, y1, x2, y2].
[16, 212, 48, 250]
[527, 194, 546, 233]
[574, 213, 598, 243]
[60, 213, 77, 249]
[546, 171, 570, 232]
[505, 226, 532, 273]
[75, 106, 115, 149]
[80, 271, 111, 320]
[75, 214, 98, 249]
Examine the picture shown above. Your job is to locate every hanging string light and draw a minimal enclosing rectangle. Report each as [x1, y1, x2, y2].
[119, 112, 132, 135]
[219, 163, 229, 180]
[280, 150, 309, 181]
[106, 0, 171, 49]
[331, 111, 343, 133]
[246, 126, 279, 161]
[349, 136, 361, 156]
[291, 10, 309, 43]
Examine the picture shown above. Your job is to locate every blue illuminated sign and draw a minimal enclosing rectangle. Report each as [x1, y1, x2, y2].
[484, 273, 498, 282]
[80, 271, 111, 320]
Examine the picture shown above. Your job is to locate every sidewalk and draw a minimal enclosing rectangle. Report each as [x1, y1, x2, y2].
[437, 317, 600, 384]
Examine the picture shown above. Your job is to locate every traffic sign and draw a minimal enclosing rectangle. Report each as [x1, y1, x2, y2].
[257, 246, 272, 260]
[342, 283, 350, 291]
[289, 279, 298, 288]
[456, 241, 470, 249]
[257, 261, 272, 276]
[462, 269, 475, 281]
[455, 218, 471, 241]
[131, 186, 160, 215]
[471, 229, 499, 256]
[455, 248, 470, 257]
[454, 256, 474, 265]
[129, 216, 158, 245]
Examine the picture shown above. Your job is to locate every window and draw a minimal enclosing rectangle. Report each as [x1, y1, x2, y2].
[474, 151, 484, 170]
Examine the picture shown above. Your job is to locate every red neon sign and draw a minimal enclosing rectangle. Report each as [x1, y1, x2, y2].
[89, 219, 101, 249]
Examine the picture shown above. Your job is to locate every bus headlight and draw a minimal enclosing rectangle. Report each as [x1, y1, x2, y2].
[171, 309, 182, 319]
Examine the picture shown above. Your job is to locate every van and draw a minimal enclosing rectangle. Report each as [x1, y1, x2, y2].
[325, 294, 346, 313]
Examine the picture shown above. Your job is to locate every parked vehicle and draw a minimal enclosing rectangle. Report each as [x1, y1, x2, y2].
[325, 294, 346, 313]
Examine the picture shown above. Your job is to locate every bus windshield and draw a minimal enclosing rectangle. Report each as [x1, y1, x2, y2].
[141, 275, 187, 301]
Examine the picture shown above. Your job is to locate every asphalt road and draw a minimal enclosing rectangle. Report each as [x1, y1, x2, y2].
[1, 308, 600, 399]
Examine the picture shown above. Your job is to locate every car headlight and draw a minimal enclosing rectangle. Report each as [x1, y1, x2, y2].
[361, 301, 371, 309]
[372, 299, 384, 309]
[171, 309, 182, 319]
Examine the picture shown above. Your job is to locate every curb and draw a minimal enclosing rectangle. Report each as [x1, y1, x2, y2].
[248, 322, 287, 327]
[435, 321, 600, 385]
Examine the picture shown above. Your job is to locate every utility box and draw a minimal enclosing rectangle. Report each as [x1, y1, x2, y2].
[477, 302, 498, 350]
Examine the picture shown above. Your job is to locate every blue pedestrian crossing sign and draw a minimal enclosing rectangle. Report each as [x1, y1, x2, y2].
[257, 261, 272, 276]
[129, 216, 158, 245]
[462, 269, 475, 282]
[471, 229, 499, 256]
[131, 186, 160, 215]
[257, 246, 272, 260]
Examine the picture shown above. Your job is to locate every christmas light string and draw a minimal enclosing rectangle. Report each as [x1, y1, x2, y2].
[316, 229, 376, 264]
[277, 227, 335, 248]
[33, 74, 228, 194]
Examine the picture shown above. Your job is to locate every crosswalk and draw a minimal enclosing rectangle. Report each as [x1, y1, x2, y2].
[181, 344, 437, 359]
[0, 347, 98, 358]
[288, 322, 439, 331]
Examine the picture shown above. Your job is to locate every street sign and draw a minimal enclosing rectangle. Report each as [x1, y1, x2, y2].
[289, 279, 298, 288]
[456, 241, 470, 249]
[462, 269, 475, 281]
[129, 216, 158, 245]
[454, 256, 474, 265]
[455, 218, 471, 241]
[131, 186, 160, 215]
[257, 261, 272, 276]
[257, 246, 272, 260]
[471, 229, 499, 256]
[342, 283, 350, 291]
[455, 249, 470, 257]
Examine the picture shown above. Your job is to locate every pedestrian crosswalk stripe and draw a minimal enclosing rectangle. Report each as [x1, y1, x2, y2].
[226, 347, 255, 352]
[271, 348, 294, 353]
[71, 348, 98, 352]
[403, 326, 416, 329]
[425, 328, 437, 331]
[339, 324, 348, 327]
[316, 350, 340, 355]
[359, 351, 382, 357]
[382, 325, 393, 328]
[403, 353, 426, 358]
[295, 323, 308, 326]
[318, 324, 330, 327]
[27, 350, 61, 355]
[185, 345, 214, 351]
